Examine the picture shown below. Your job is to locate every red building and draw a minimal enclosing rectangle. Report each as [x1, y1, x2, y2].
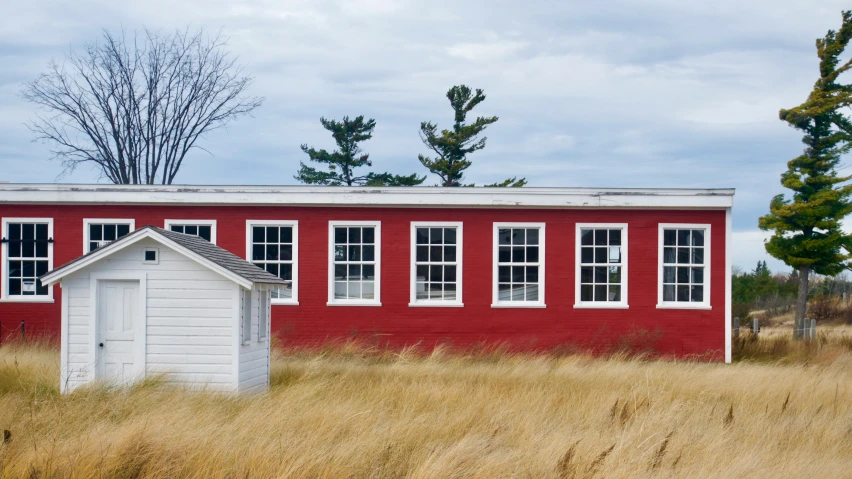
[0, 184, 735, 361]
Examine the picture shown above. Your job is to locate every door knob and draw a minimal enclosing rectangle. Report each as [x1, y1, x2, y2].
[99, 343, 104, 348]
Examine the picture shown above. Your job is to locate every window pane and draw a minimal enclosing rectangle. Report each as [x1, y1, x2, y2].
[430, 265, 443, 282]
[265, 263, 279, 276]
[117, 224, 130, 237]
[334, 282, 348, 298]
[609, 230, 621, 246]
[266, 245, 279, 260]
[581, 284, 593, 301]
[609, 247, 621, 263]
[35, 241, 47, 258]
[362, 245, 375, 262]
[444, 283, 457, 299]
[23, 240, 34, 258]
[525, 286, 538, 301]
[185, 225, 198, 235]
[348, 245, 361, 261]
[444, 246, 456, 262]
[362, 228, 375, 244]
[280, 227, 293, 243]
[594, 247, 607, 263]
[498, 284, 513, 301]
[608, 266, 621, 284]
[664, 247, 675, 263]
[8, 279, 21, 295]
[691, 248, 704, 265]
[594, 266, 607, 283]
[198, 226, 212, 241]
[416, 228, 428, 245]
[22, 224, 34, 240]
[663, 229, 676, 246]
[266, 227, 279, 243]
[416, 283, 428, 299]
[498, 266, 511, 283]
[511, 247, 525, 262]
[512, 229, 525, 245]
[90, 224, 102, 241]
[691, 267, 704, 284]
[526, 228, 539, 245]
[581, 266, 593, 284]
[9, 240, 20, 257]
[594, 285, 607, 301]
[498, 229, 511, 245]
[430, 228, 442, 244]
[663, 285, 675, 301]
[677, 267, 689, 283]
[677, 248, 690, 264]
[252, 245, 264, 261]
[526, 246, 539, 263]
[9, 224, 20, 240]
[608, 285, 621, 302]
[253, 226, 265, 243]
[691, 285, 704, 302]
[348, 227, 361, 243]
[444, 265, 456, 282]
[594, 230, 607, 245]
[444, 228, 456, 245]
[581, 230, 594, 245]
[280, 264, 293, 281]
[416, 265, 428, 280]
[348, 264, 361, 278]
[35, 224, 47, 240]
[334, 245, 345, 261]
[663, 266, 675, 283]
[104, 224, 117, 241]
[692, 230, 704, 246]
[362, 282, 375, 300]
[526, 266, 539, 283]
[334, 265, 346, 279]
[334, 227, 347, 244]
[416, 246, 428, 262]
[512, 266, 524, 282]
[581, 247, 593, 264]
[677, 285, 689, 302]
[430, 246, 443, 262]
[280, 245, 293, 260]
[677, 230, 690, 246]
[498, 246, 510, 263]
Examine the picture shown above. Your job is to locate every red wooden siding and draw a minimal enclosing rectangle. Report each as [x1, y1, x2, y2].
[0, 205, 726, 359]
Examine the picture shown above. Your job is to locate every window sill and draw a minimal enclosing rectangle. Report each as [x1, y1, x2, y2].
[656, 303, 711, 310]
[573, 303, 629, 309]
[327, 301, 382, 307]
[491, 303, 546, 309]
[271, 300, 299, 306]
[409, 302, 465, 308]
[0, 297, 55, 303]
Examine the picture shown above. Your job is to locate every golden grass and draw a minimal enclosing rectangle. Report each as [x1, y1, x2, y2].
[0, 335, 851, 478]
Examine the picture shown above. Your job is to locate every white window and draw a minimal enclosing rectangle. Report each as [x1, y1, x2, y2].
[328, 221, 381, 306]
[1, 218, 54, 302]
[493, 223, 545, 307]
[164, 219, 216, 243]
[246, 220, 298, 305]
[242, 287, 252, 343]
[143, 248, 159, 264]
[258, 287, 269, 341]
[575, 224, 628, 308]
[83, 219, 135, 252]
[410, 222, 463, 306]
[658, 224, 711, 309]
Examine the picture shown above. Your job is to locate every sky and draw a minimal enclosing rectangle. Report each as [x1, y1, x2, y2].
[1, 0, 850, 273]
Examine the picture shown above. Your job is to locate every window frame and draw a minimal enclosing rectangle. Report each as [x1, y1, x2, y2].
[143, 247, 159, 265]
[163, 219, 217, 244]
[492, 222, 546, 308]
[258, 285, 269, 342]
[241, 287, 253, 345]
[574, 223, 629, 309]
[657, 223, 711, 310]
[245, 220, 299, 306]
[1, 217, 54, 303]
[327, 220, 382, 306]
[409, 221, 464, 307]
[82, 218, 135, 253]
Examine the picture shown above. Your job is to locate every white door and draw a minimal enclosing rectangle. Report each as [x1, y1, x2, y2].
[96, 280, 140, 383]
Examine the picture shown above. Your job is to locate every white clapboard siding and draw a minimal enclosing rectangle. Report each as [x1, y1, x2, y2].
[63, 275, 92, 391]
[238, 284, 270, 393]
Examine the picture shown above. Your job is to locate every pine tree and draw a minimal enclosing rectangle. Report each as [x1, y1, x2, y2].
[758, 10, 852, 339]
[296, 116, 425, 186]
[418, 85, 526, 187]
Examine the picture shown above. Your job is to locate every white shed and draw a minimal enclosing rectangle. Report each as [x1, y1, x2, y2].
[41, 226, 286, 394]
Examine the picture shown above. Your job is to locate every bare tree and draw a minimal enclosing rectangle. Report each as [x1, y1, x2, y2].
[22, 27, 264, 184]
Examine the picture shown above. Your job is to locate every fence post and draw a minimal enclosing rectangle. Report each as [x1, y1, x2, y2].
[733, 317, 740, 338]
[753, 318, 759, 336]
[810, 318, 817, 341]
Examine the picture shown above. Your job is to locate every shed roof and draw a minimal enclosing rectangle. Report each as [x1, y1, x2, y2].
[41, 225, 286, 288]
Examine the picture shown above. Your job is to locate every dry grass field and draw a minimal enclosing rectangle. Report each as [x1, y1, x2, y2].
[0, 332, 851, 478]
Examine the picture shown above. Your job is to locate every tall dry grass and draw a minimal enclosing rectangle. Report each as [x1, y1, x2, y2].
[0, 335, 850, 478]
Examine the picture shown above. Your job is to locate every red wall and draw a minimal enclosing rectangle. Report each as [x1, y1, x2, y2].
[0, 205, 727, 359]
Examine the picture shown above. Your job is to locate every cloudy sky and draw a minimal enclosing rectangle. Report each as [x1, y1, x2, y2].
[1, 0, 849, 271]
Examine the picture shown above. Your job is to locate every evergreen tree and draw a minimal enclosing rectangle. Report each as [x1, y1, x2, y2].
[759, 11, 852, 338]
[418, 85, 526, 187]
[296, 116, 425, 186]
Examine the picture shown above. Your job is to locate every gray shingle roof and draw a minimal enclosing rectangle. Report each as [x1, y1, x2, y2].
[44, 225, 286, 285]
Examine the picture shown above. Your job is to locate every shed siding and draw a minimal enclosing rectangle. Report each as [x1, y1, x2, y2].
[238, 284, 270, 393]
[59, 239, 236, 391]
[3, 204, 728, 360]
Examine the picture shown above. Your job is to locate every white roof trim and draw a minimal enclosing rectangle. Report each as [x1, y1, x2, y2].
[41, 228, 253, 289]
[0, 184, 735, 209]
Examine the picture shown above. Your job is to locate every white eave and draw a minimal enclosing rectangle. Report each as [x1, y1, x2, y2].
[0, 184, 735, 209]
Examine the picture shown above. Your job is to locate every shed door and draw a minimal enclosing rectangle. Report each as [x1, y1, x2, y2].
[96, 280, 140, 383]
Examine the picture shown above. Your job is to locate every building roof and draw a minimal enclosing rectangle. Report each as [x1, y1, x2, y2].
[0, 183, 735, 209]
[41, 225, 286, 288]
